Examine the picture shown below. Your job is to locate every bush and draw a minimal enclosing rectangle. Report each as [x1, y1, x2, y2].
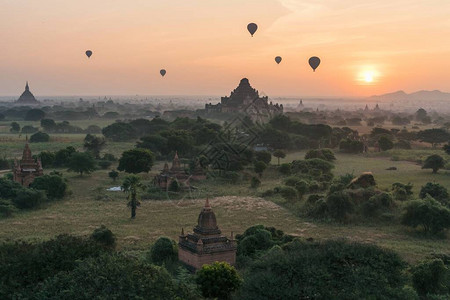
[169, 179, 181, 192]
[401, 196, 450, 234]
[362, 192, 394, 217]
[326, 192, 353, 222]
[339, 139, 364, 153]
[276, 186, 298, 201]
[91, 225, 116, 249]
[0, 199, 15, 218]
[305, 149, 336, 161]
[29, 132, 50, 143]
[278, 163, 291, 175]
[12, 189, 47, 209]
[411, 259, 449, 296]
[250, 176, 261, 189]
[97, 160, 112, 169]
[196, 262, 242, 300]
[419, 183, 449, 206]
[392, 182, 414, 201]
[150, 237, 178, 265]
[108, 170, 119, 182]
[378, 136, 394, 151]
[30, 175, 67, 199]
[239, 240, 414, 300]
[254, 151, 272, 164]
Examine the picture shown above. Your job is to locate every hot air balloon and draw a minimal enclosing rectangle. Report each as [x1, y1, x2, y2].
[85, 50, 92, 58]
[309, 56, 321, 72]
[247, 23, 258, 37]
[275, 56, 282, 64]
[160, 69, 166, 77]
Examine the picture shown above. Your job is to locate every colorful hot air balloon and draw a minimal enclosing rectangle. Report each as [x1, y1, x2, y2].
[309, 56, 321, 72]
[275, 56, 282, 64]
[160, 69, 166, 77]
[247, 23, 258, 37]
[85, 50, 93, 58]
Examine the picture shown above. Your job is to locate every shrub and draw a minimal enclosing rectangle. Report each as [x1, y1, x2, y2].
[169, 179, 181, 192]
[278, 163, 291, 175]
[254, 151, 272, 164]
[150, 237, 178, 265]
[419, 183, 449, 206]
[362, 192, 394, 217]
[12, 189, 47, 209]
[250, 176, 261, 189]
[294, 180, 309, 197]
[97, 160, 112, 169]
[108, 170, 119, 182]
[305, 149, 336, 161]
[277, 186, 298, 201]
[91, 225, 116, 249]
[254, 160, 267, 177]
[392, 182, 414, 201]
[339, 139, 364, 153]
[284, 176, 302, 187]
[30, 175, 67, 199]
[401, 196, 450, 234]
[196, 262, 242, 300]
[326, 192, 353, 222]
[378, 136, 394, 151]
[240, 240, 413, 299]
[0, 199, 15, 218]
[411, 259, 449, 296]
[29, 132, 50, 143]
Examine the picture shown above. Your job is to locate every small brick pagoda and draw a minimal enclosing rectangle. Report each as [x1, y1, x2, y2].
[178, 198, 237, 270]
[13, 139, 43, 186]
[154, 151, 205, 190]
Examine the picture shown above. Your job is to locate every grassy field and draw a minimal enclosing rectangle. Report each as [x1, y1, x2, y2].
[1, 151, 450, 263]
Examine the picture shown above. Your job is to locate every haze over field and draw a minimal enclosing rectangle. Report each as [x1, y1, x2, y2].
[3, 0, 450, 97]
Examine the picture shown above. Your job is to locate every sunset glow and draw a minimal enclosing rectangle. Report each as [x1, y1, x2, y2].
[2, 0, 450, 97]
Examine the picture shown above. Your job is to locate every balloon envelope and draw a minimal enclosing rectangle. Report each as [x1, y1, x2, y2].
[247, 23, 258, 36]
[275, 56, 282, 64]
[160, 69, 166, 77]
[309, 56, 321, 72]
[85, 50, 92, 58]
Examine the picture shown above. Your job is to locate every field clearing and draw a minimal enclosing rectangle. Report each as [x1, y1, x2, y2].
[0, 151, 450, 263]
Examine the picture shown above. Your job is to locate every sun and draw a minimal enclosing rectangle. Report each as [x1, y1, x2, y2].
[364, 72, 374, 83]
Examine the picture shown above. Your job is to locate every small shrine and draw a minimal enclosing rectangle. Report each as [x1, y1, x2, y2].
[178, 198, 237, 270]
[13, 139, 43, 186]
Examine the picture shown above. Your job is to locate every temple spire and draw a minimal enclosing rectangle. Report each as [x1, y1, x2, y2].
[205, 197, 211, 208]
[25, 81, 29, 91]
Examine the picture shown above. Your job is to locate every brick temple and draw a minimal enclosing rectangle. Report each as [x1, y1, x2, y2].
[178, 198, 237, 270]
[13, 139, 43, 186]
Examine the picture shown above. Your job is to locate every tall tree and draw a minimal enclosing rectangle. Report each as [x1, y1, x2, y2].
[118, 149, 154, 174]
[67, 152, 96, 176]
[273, 149, 286, 166]
[121, 175, 144, 219]
[83, 134, 106, 159]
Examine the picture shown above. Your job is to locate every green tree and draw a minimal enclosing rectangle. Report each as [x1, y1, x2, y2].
[67, 152, 96, 176]
[196, 262, 242, 300]
[121, 175, 144, 218]
[30, 175, 67, 199]
[30, 132, 50, 143]
[422, 154, 445, 174]
[411, 259, 450, 297]
[419, 182, 449, 206]
[108, 170, 119, 182]
[150, 237, 178, 265]
[417, 129, 450, 148]
[378, 136, 394, 151]
[272, 149, 286, 166]
[24, 109, 45, 121]
[254, 151, 272, 164]
[40, 118, 56, 132]
[102, 122, 137, 142]
[91, 225, 116, 249]
[254, 161, 267, 178]
[305, 149, 336, 161]
[326, 191, 354, 222]
[83, 134, 106, 159]
[10, 122, 20, 133]
[401, 196, 450, 234]
[12, 189, 47, 209]
[118, 148, 154, 174]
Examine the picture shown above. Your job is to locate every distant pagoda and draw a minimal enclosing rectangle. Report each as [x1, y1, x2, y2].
[16, 82, 39, 105]
[178, 198, 237, 270]
[13, 139, 43, 186]
[205, 78, 283, 115]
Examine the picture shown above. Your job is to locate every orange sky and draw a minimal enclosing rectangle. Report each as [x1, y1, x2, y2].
[2, 0, 450, 97]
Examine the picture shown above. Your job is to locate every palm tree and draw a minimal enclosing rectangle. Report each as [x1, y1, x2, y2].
[121, 175, 144, 219]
